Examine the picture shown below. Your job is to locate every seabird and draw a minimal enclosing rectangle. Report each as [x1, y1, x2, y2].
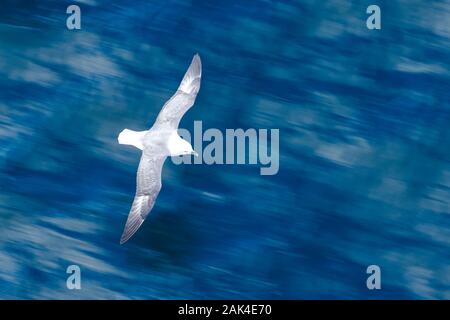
[118, 54, 202, 244]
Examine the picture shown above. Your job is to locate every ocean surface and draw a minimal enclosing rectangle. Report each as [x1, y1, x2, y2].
[0, 0, 449, 299]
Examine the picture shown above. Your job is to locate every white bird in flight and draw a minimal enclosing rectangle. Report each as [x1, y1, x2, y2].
[117, 54, 201, 244]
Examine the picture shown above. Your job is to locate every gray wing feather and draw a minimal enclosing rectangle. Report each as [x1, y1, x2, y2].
[153, 54, 202, 129]
[120, 154, 166, 244]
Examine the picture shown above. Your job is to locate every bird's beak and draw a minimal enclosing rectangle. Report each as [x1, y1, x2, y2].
[192, 151, 199, 157]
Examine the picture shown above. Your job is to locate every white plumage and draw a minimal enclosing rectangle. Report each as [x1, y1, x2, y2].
[118, 54, 202, 244]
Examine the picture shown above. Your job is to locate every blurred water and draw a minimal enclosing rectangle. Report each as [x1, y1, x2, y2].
[0, 0, 449, 299]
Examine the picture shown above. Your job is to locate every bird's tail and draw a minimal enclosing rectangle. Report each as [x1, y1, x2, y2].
[118, 129, 147, 150]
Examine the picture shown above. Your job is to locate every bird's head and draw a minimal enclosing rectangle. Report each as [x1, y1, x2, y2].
[169, 135, 198, 157]
[181, 142, 198, 156]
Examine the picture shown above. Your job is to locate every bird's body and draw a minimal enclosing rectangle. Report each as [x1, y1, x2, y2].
[118, 54, 202, 244]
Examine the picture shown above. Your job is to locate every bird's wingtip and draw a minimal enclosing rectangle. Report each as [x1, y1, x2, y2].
[192, 53, 201, 74]
[119, 231, 129, 245]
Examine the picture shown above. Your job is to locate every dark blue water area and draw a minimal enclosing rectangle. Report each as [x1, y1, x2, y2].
[0, 0, 449, 299]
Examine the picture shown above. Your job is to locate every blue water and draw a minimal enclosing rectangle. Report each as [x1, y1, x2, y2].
[0, 0, 449, 299]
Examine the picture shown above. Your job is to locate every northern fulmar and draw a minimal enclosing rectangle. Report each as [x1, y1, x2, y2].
[118, 54, 201, 244]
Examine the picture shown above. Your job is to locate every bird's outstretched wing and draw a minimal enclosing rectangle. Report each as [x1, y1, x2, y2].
[153, 54, 202, 130]
[120, 154, 166, 244]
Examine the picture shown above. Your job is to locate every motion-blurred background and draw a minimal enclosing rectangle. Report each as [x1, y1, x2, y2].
[0, 0, 449, 299]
